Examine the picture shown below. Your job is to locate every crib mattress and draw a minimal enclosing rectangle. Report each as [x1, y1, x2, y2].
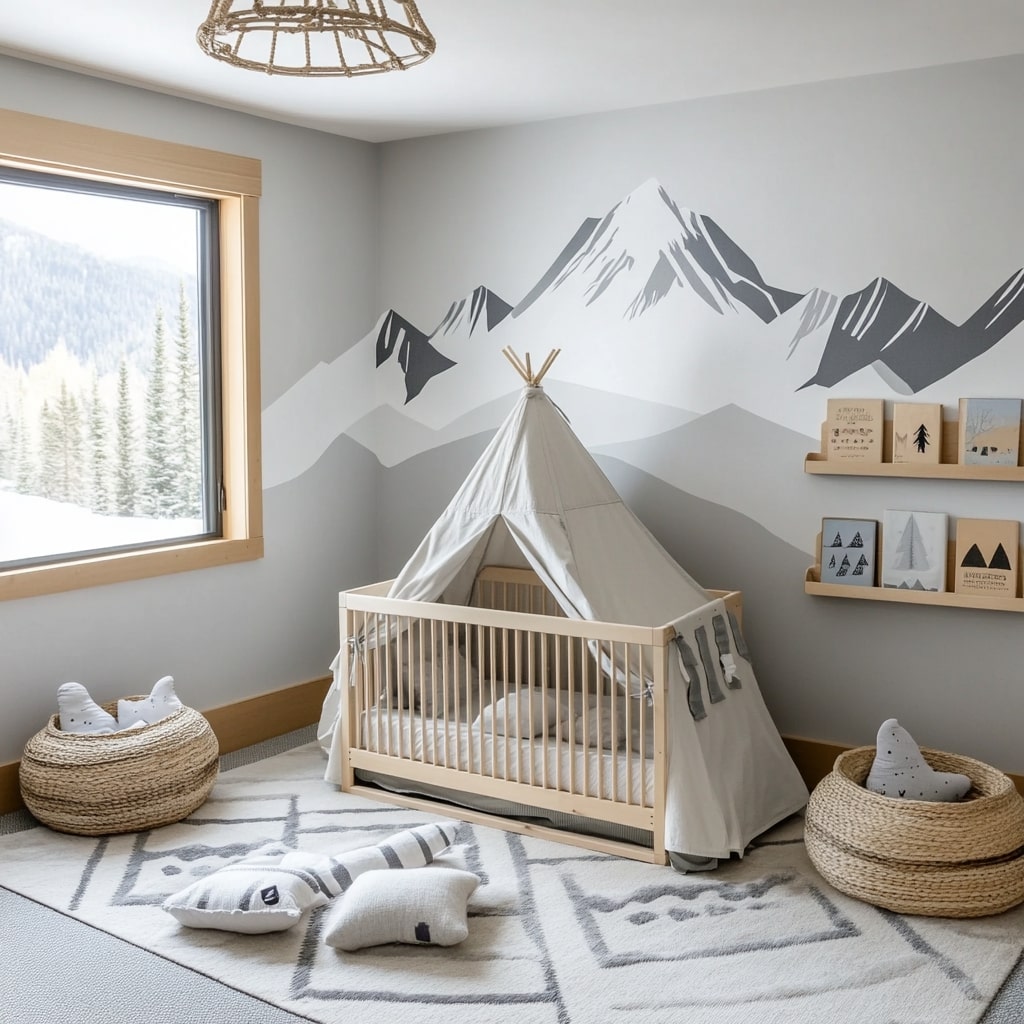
[359, 704, 655, 806]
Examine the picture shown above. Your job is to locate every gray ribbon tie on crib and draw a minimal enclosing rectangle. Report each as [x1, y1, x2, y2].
[727, 610, 751, 663]
[712, 613, 741, 689]
[673, 635, 707, 721]
[673, 609, 748, 721]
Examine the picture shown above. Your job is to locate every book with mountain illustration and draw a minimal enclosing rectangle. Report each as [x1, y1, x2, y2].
[891, 402, 943, 465]
[820, 517, 877, 587]
[954, 518, 1020, 597]
[880, 509, 948, 592]
[957, 398, 1021, 466]
[826, 399, 884, 462]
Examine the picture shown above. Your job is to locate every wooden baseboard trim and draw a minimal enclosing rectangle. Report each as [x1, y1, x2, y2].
[0, 675, 331, 816]
[201, 675, 331, 755]
[4, 711, 1020, 818]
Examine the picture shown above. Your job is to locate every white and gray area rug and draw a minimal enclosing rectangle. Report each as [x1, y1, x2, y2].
[2, 739, 1023, 1024]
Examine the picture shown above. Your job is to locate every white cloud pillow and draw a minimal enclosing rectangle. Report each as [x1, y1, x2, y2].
[474, 690, 558, 738]
[322, 867, 479, 951]
[162, 848, 329, 934]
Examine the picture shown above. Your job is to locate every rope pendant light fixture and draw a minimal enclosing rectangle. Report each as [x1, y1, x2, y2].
[197, 0, 435, 77]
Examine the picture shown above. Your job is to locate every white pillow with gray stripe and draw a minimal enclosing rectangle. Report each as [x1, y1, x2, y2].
[280, 821, 458, 897]
[162, 823, 458, 933]
[162, 848, 329, 934]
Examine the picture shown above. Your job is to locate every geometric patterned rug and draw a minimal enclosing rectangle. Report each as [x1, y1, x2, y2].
[2, 742, 1022, 1024]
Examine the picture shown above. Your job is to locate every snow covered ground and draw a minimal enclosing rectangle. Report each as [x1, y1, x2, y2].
[0, 486, 202, 564]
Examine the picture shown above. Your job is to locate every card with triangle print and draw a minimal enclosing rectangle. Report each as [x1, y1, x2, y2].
[954, 518, 1020, 597]
[820, 517, 878, 587]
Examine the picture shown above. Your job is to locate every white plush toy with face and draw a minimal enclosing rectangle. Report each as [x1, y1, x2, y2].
[865, 718, 971, 802]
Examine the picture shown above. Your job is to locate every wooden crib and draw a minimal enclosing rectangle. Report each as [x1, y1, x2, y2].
[333, 565, 745, 864]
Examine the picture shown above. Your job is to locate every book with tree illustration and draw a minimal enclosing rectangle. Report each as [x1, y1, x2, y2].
[880, 509, 948, 592]
[826, 398, 884, 462]
[957, 398, 1021, 466]
[820, 518, 877, 587]
[953, 518, 1020, 597]
[891, 402, 942, 465]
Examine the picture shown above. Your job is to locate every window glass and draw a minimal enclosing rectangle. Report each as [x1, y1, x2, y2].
[0, 169, 221, 569]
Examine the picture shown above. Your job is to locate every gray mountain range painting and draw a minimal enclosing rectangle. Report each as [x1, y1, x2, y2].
[373, 180, 1024, 404]
[262, 176, 1024, 566]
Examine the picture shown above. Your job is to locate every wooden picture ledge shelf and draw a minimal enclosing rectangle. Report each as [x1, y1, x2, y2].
[805, 418, 1024, 481]
[804, 564, 1024, 613]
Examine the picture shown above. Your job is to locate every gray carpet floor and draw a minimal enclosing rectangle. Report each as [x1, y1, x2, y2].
[1, 724, 1022, 1024]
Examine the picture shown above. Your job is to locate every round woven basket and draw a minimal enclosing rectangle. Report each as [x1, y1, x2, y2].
[805, 746, 1024, 918]
[19, 700, 220, 836]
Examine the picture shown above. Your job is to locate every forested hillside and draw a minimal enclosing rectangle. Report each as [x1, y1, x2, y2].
[0, 219, 203, 559]
[0, 218, 193, 373]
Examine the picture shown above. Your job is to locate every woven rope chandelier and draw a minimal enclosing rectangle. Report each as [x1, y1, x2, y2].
[197, 0, 435, 77]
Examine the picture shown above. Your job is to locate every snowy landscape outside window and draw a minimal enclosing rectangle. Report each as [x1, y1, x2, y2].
[0, 169, 221, 569]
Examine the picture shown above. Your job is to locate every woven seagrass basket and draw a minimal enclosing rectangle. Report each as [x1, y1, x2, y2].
[19, 700, 219, 836]
[805, 746, 1024, 918]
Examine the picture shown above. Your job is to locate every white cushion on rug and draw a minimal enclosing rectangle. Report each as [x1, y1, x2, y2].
[163, 849, 329, 934]
[322, 867, 479, 951]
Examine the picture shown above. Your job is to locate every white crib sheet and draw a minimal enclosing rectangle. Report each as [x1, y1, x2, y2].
[359, 703, 655, 806]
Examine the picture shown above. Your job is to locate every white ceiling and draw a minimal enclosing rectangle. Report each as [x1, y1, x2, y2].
[1, 1, 1023, 143]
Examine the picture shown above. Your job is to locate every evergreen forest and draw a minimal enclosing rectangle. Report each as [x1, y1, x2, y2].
[0, 218, 204, 529]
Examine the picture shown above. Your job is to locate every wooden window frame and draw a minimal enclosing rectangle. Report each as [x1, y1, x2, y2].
[0, 108, 263, 601]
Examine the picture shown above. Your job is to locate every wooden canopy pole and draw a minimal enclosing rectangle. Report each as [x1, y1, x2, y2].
[502, 347, 561, 386]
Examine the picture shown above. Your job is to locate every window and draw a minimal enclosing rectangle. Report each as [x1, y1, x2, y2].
[0, 108, 263, 601]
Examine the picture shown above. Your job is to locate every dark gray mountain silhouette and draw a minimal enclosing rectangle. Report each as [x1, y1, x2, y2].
[376, 310, 455, 403]
[433, 286, 512, 337]
[800, 269, 1024, 392]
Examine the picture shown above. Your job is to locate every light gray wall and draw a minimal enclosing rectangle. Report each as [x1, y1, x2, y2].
[374, 55, 1024, 774]
[4, 52, 1024, 782]
[0, 57, 380, 763]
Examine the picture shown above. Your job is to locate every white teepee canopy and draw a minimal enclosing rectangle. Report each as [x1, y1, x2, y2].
[322, 351, 807, 859]
[386, 362, 711, 629]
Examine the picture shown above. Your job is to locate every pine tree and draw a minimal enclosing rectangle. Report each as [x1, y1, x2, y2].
[114, 358, 137, 516]
[88, 372, 111, 514]
[14, 399, 35, 495]
[142, 308, 178, 517]
[38, 398, 62, 500]
[45, 380, 85, 504]
[173, 282, 201, 518]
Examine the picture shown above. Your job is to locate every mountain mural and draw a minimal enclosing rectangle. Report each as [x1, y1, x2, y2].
[512, 180, 804, 322]
[359, 178, 1023, 408]
[801, 269, 1024, 393]
[262, 176, 1024, 499]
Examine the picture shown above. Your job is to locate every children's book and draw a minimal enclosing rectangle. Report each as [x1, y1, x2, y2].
[826, 399, 884, 463]
[957, 398, 1021, 466]
[820, 518, 878, 587]
[954, 518, 1019, 597]
[880, 510, 948, 592]
[891, 402, 942, 465]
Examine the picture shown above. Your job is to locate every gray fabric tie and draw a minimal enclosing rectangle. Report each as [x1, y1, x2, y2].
[673, 635, 706, 721]
[694, 625, 726, 704]
[712, 613, 741, 689]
